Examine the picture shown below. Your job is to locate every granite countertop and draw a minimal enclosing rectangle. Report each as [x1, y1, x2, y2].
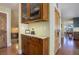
[21, 33, 49, 39]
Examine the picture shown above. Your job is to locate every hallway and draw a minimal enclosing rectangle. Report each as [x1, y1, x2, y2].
[56, 35, 79, 55]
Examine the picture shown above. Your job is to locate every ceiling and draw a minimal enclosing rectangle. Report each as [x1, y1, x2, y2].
[58, 3, 79, 19]
[0, 3, 19, 10]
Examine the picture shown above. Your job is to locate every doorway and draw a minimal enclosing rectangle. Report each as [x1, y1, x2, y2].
[0, 12, 7, 48]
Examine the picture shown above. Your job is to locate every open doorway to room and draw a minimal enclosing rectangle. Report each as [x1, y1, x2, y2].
[56, 3, 79, 55]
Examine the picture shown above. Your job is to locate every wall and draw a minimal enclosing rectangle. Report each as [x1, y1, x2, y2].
[0, 6, 11, 47]
[29, 21, 49, 37]
[21, 22, 50, 37]
[49, 3, 55, 55]
[11, 9, 19, 27]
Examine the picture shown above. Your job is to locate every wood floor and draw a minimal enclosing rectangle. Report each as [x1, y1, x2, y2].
[56, 35, 79, 55]
[0, 43, 18, 55]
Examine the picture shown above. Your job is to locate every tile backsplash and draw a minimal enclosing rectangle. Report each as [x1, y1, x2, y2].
[21, 21, 49, 37]
[21, 23, 29, 34]
[29, 21, 49, 37]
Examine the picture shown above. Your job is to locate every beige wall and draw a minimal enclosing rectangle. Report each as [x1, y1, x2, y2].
[11, 9, 19, 28]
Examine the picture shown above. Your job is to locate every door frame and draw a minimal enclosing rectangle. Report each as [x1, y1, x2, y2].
[0, 7, 11, 47]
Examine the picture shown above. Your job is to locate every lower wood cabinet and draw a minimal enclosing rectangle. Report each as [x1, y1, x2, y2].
[21, 34, 49, 55]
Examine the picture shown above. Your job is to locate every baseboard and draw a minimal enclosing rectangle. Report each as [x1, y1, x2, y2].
[49, 50, 54, 55]
[55, 45, 61, 55]
[18, 49, 22, 54]
[7, 43, 11, 47]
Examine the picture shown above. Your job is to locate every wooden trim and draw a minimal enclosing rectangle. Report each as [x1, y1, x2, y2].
[55, 7, 60, 18]
[27, 3, 30, 17]
[42, 3, 49, 20]
[21, 3, 22, 19]
[40, 3, 43, 19]
[21, 3, 23, 23]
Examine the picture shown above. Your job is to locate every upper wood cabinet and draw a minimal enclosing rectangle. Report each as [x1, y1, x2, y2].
[21, 3, 49, 23]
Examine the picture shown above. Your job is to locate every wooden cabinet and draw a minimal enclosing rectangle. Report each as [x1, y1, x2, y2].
[21, 35, 30, 54]
[21, 34, 49, 55]
[21, 3, 49, 23]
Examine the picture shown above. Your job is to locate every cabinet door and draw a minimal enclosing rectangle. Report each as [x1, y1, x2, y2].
[28, 42, 40, 55]
[21, 35, 26, 54]
[29, 37, 43, 55]
[37, 39, 43, 54]
[24, 36, 31, 55]
[21, 3, 30, 23]
[21, 35, 30, 54]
